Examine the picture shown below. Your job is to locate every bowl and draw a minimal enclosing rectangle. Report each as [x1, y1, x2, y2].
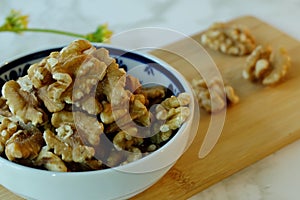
[0, 44, 195, 200]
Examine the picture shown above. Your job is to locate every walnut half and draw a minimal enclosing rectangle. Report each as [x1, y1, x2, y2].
[192, 78, 239, 112]
[2, 80, 46, 126]
[201, 22, 256, 56]
[5, 128, 44, 161]
[243, 45, 291, 85]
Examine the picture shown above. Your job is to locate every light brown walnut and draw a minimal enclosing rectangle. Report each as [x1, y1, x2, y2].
[0, 118, 18, 153]
[100, 101, 127, 124]
[59, 39, 93, 62]
[27, 57, 53, 89]
[43, 129, 95, 163]
[243, 45, 272, 81]
[2, 80, 46, 125]
[140, 85, 166, 100]
[125, 75, 142, 93]
[74, 95, 103, 115]
[34, 147, 67, 172]
[192, 78, 239, 112]
[72, 56, 107, 101]
[51, 111, 103, 146]
[262, 47, 291, 85]
[155, 93, 191, 132]
[5, 128, 44, 161]
[201, 22, 256, 56]
[91, 47, 115, 66]
[98, 61, 129, 108]
[243, 45, 291, 85]
[129, 94, 151, 127]
[112, 128, 142, 151]
[0, 97, 12, 118]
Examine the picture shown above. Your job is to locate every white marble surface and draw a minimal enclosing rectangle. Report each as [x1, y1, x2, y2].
[1, 0, 300, 199]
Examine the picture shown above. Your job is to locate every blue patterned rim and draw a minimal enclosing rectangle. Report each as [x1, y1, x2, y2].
[0, 46, 185, 95]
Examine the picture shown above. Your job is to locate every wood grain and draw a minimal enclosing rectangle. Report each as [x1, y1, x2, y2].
[1, 16, 300, 200]
[131, 16, 300, 199]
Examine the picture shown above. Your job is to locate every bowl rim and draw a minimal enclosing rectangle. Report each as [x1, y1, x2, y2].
[0, 43, 195, 176]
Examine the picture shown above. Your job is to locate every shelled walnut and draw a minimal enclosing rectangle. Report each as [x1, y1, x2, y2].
[192, 77, 239, 112]
[2, 80, 46, 126]
[243, 45, 291, 85]
[5, 127, 44, 161]
[0, 118, 18, 153]
[0, 39, 191, 172]
[201, 22, 256, 56]
[154, 93, 190, 136]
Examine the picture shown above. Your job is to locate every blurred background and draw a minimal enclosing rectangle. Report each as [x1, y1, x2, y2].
[1, 0, 300, 199]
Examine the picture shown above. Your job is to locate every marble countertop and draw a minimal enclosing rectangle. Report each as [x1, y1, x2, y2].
[1, 0, 300, 199]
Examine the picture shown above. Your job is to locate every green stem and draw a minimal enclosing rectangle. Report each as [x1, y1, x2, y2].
[0, 27, 86, 38]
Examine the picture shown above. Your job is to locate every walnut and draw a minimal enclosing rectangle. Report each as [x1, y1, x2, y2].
[201, 22, 256, 56]
[262, 47, 291, 85]
[113, 128, 142, 151]
[36, 54, 87, 112]
[192, 78, 239, 112]
[72, 56, 107, 101]
[100, 101, 127, 124]
[159, 107, 190, 132]
[160, 93, 190, 110]
[91, 47, 115, 66]
[98, 61, 129, 107]
[34, 146, 67, 172]
[43, 129, 94, 163]
[74, 95, 103, 115]
[156, 93, 191, 132]
[225, 85, 240, 104]
[17, 75, 34, 93]
[2, 80, 46, 125]
[243, 46, 291, 85]
[0, 97, 12, 118]
[55, 124, 74, 140]
[5, 128, 44, 161]
[51, 111, 103, 146]
[37, 86, 65, 113]
[73, 111, 104, 146]
[140, 85, 166, 100]
[27, 57, 53, 89]
[150, 129, 172, 144]
[28, 40, 108, 113]
[125, 75, 142, 93]
[59, 39, 93, 62]
[106, 148, 124, 167]
[243, 45, 272, 81]
[121, 147, 142, 165]
[0, 118, 18, 153]
[0, 39, 194, 171]
[129, 94, 151, 127]
[51, 111, 74, 128]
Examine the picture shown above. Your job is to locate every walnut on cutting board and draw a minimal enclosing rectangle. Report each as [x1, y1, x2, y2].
[243, 45, 291, 85]
[200, 22, 256, 56]
[191, 77, 239, 112]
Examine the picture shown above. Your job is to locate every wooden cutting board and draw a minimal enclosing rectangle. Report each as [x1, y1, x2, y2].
[1, 16, 300, 200]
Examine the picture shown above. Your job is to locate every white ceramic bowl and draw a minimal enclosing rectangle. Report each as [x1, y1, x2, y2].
[0, 45, 195, 200]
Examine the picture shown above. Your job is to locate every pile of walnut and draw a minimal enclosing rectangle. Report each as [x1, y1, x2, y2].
[242, 45, 291, 85]
[196, 22, 292, 112]
[0, 39, 191, 172]
[191, 77, 239, 112]
[200, 22, 256, 56]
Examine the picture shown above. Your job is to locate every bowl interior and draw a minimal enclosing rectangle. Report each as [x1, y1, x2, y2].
[0, 45, 193, 174]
